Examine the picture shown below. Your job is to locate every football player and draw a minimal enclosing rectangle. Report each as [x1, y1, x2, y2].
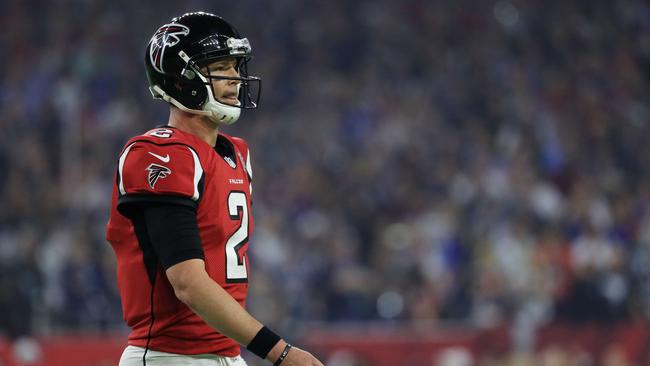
[106, 12, 324, 366]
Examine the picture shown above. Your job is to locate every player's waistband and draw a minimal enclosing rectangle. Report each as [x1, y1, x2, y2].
[119, 345, 246, 365]
[127, 332, 240, 358]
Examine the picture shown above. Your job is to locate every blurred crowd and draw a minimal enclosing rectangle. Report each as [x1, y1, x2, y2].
[0, 0, 649, 363]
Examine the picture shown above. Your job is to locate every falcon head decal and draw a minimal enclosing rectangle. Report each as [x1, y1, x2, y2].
[146, 163, 172, 189]
[149, 23, 190, 73]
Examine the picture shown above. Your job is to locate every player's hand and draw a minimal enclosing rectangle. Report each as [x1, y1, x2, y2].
[266, 341, 324, 366]
[277, 345, 324, 366]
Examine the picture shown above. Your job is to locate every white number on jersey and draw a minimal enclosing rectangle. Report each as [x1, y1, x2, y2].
[225, 191, 249, 282]
[149, 128, 173, 138]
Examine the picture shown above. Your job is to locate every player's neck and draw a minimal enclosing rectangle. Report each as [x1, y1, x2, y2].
[168, 108, 219, 146]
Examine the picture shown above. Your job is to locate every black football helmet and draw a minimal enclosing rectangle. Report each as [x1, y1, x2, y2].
[145, 12, 261, 124]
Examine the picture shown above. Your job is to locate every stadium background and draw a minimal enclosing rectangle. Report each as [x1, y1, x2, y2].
[1, 0, 649, 365]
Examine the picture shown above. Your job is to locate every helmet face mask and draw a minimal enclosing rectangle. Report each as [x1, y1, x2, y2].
[145, 12, 261, 125]
[187, 54, 261, 108]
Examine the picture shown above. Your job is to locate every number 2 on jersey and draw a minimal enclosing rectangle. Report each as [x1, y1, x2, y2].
[226, 191, 248, 282]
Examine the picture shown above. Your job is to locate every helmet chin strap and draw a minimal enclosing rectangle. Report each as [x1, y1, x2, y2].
[203, 99, 241, 125]
[149, 85, 241, 126]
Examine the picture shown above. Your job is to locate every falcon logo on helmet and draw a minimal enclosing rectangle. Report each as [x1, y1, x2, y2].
[149, 23, 190, 73]
[146, 163, 172, 189]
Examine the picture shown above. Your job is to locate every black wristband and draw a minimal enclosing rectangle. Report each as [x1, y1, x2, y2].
[273, 343, 292, 366]
[247, 326, 282, 359]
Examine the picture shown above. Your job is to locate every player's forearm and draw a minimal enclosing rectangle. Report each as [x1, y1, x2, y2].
[166, 259, 320, 364]
[168, 260, 262, 346]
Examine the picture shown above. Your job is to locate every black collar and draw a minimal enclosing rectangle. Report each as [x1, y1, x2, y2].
[214, 135, 237, 167]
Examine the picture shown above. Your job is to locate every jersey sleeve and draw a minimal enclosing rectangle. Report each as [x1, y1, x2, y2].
[116, 141, 205, 212]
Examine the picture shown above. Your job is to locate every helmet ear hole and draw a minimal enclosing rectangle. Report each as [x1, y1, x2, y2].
[160, 77, 208, 110]
[195, 86, 208, 106]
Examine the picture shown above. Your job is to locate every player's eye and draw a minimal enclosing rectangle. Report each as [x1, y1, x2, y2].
[211, 63, 235, 72]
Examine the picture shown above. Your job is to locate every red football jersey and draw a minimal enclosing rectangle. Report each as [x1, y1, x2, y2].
[106, 126, 254, 356]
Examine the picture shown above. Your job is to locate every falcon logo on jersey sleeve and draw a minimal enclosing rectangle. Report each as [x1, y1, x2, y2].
[118, 141, 203, 200]
[146, 163, 172, 189]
